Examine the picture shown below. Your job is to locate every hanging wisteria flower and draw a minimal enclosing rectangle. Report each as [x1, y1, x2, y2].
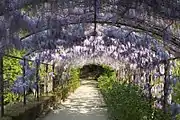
[12, 59, 37, 94]
[11, 77, 30, 94]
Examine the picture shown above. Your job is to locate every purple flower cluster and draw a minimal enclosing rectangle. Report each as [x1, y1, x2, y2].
[11, 77, 30, 94]
[11, 61, 37, 94]
[11, 78, 38, 94]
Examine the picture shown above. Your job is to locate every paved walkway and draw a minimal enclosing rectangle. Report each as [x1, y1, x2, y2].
[42, 80, 107, 120]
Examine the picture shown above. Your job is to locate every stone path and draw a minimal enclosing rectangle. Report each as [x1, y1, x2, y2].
[42, 79, 107, 120]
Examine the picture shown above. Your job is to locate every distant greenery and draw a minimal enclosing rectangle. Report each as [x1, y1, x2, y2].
[3, 48, 26, 104]
[39, 63, 53, 82]
[69, 67, 80, 92]
[172, 60, 180, 120]
[80, 64, 104, 79]
[98, 65, 116, 92]
[173, 81, 180, 120]
[172, 60, 180, 76]
[97, 65, 171, 120]
[54, 67, 80, 101]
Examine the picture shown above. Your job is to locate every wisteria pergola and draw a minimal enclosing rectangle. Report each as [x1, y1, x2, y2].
[0, 0, 180, 55]
[0, 0, 180, 117]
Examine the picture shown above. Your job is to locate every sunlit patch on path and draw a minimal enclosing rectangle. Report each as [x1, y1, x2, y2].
[42, 79, 107, 120]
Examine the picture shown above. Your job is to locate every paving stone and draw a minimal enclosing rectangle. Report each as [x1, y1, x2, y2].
[42, 80, 107, 120]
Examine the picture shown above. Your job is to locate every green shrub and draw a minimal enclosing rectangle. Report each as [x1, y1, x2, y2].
[97, 65, 171, 120]
[56, 67, 81, 101]
[173, 82, 180, 119]
[176, 114, 180, 120]
[98, 74, 115, 92]
[101, 65, 115, 77]
[3, 48, 26, 104]
[98, 65, 116, 92]
[69, 67, 80, 92]
[173, 82, 180, 104]
[172, 60, 180, 119]
[104, 82, 170, 120]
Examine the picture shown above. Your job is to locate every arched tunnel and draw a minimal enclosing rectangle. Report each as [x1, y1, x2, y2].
[0, 0, 180, 120]
[80, 64, 105, 80]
